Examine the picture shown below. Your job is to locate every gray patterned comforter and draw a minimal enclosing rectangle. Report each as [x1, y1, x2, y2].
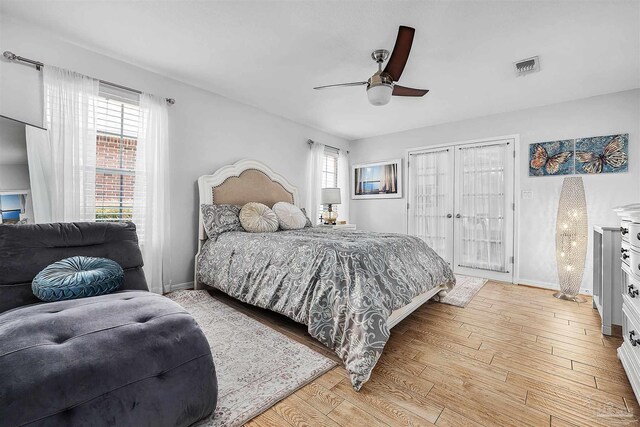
[196, 228, 455, 390]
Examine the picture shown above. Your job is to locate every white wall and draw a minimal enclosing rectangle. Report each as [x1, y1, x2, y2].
[0, 163, 28, 190]
[349, 89, 640, 292]
[0, 15, 349, 288]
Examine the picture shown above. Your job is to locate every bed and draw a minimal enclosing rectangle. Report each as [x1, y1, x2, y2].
[194, 159, 455, 390]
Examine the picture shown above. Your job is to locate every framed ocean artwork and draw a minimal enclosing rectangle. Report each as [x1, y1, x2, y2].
[529, 140, 575, 176]
[575, 134, 628, 175]
[352, 159, 402, 199]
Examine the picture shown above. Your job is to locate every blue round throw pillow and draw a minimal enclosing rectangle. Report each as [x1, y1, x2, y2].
[32, 256, 124, 302]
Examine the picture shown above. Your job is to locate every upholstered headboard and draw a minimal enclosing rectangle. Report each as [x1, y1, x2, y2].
[196, 159, 300, 248]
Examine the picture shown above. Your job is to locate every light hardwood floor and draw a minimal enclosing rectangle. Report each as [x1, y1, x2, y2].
[210, 281, 640, 427]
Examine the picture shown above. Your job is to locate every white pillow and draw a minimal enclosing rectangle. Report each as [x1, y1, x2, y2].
[239, 202, 279, 233]
[273, 202, 307, 230]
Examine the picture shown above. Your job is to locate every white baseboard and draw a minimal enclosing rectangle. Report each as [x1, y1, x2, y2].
[517, 278, 591, 295]
[165, 281, 194, 293]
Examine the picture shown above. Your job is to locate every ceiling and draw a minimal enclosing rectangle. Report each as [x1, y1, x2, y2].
[1, 1, 639, 140]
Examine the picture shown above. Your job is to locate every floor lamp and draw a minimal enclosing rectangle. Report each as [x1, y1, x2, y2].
[554, 177, 588, 303]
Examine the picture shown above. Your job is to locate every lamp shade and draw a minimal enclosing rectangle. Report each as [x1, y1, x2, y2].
[367, 84, 393, 106]
[321, 187, 341, 205]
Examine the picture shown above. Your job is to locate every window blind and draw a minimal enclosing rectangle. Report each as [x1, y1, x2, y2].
[95, 84, 141, 225]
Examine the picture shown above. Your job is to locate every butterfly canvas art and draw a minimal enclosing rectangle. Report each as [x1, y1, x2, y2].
[529, 140, 575, 176]
[575, 134, 628, 174]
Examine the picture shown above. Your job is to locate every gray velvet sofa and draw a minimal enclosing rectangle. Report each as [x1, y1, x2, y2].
[0, 222, 217, 427]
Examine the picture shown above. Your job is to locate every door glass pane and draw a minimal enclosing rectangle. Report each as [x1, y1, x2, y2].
[458, 144, 507, 272]
[410, 150, 451, 260]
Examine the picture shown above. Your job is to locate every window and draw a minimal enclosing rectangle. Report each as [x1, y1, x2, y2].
[319, 148, 339, 219]
[95, 86, 140, 223]
[322, 149, 338, 188]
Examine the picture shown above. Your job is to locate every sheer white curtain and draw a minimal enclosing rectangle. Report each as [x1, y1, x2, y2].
[410, 149, 452, 261]
[26, 66, 99, 223]
[133, 94, 169, 294]
[337, 149, 350, 223]
[306, 142, 325, 225]
[459, 144, 507, 272]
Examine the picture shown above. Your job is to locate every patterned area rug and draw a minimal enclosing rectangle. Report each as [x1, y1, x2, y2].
[437, 274, 488, 307]
[166, 290, 336, 427]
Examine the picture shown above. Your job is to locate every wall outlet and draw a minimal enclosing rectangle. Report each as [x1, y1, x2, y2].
[521, 190, 533, 200]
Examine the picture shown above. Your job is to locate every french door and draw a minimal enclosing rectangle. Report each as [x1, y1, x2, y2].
[408, 138, 515, 282]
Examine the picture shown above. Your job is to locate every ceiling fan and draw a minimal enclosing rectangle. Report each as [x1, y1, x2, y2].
[313, 26, 428, 106]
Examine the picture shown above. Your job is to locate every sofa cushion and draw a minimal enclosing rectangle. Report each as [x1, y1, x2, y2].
[0, 222, 147, 313]
[32, 256, 124, 302]
[0, 291, 217, 426]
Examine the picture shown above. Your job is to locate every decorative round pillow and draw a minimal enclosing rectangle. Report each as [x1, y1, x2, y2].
[273, 202, 307, 230]
[32, 256, 124, 302]
[239, 202, 279, 233]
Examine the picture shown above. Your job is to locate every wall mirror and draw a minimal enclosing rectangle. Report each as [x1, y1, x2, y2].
[0, 114, 46, 224]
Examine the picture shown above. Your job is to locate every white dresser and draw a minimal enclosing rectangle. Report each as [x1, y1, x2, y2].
[615, 204, 640, 404]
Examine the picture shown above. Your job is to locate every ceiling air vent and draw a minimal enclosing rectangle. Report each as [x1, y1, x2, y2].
[514, 56, 540, 76]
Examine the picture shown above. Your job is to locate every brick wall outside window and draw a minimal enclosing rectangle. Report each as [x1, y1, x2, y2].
[96, 135, 137, 222]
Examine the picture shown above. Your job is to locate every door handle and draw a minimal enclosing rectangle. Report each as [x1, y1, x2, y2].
[455, 214, 461, 219]
[446, 214, 453, 219]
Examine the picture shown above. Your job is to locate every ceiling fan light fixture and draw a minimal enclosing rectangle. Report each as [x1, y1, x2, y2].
[312, 26, 428, 105]
[367, 84, 393, 106]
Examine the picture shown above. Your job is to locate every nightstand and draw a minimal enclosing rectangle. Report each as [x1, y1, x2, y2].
[318, 224, 357, 231]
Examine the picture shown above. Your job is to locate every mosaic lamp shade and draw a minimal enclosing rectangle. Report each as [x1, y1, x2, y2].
[554, 177, 588, 302]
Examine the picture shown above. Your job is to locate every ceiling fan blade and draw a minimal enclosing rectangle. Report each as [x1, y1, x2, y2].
[313, 82, 367, 90]
[392, 85, 429, 97]
[383, 26, 415, 82]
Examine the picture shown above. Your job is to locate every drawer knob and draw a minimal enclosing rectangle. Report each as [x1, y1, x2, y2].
[630, 331, 640, 346]
[623, 253, 630, 260]
[637, 232, 640, 241]
[621, 226, 629, 235]
[629, 285, 639, 298]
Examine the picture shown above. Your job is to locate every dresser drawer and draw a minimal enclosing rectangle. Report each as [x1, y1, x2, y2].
[622, 220, 632, 243]
[621, 303, 640, 404]
[630, 247, 640, 279]
[623, 241, 632, 267]
[624, 264, 640, 313]
[630, 222, 640, 250]
[623, 304, 640, 359]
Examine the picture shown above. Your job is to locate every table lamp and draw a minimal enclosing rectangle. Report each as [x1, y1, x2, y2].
[321, 188, 341, 225]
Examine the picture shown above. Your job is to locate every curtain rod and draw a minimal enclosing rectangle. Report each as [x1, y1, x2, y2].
[2, 51, 175, 105]
[307, 139, 349, 154]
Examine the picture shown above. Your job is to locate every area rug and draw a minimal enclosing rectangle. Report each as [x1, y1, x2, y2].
[436, 274, 488, 307]
[166, 290, 337, 427]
